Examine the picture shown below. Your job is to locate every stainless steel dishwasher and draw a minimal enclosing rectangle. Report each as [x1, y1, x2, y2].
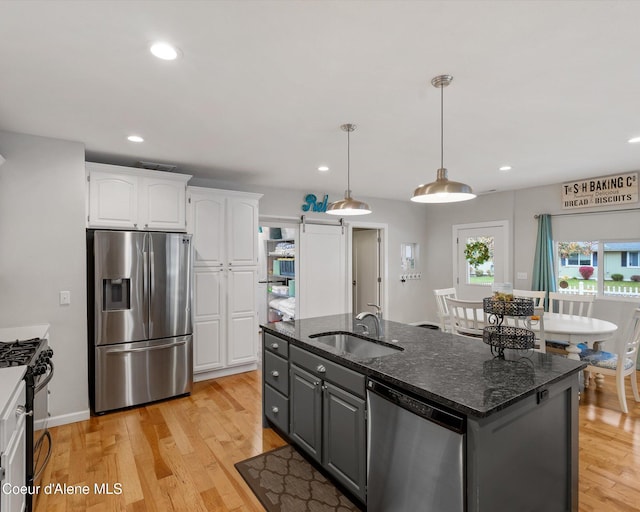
[367, 379, 466, 512]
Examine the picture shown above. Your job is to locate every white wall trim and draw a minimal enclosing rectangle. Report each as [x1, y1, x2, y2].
[346, 221, 389, 317]
[44, 409, 91, 428]
[193, 363, 258, 382]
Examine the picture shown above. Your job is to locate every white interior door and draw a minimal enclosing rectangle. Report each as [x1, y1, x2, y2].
[299, 223, 346, 318]
[454, 220, 510, 300]
[352, 229, 380, 314]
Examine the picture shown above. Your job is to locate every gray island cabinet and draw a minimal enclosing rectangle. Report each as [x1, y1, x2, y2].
[261, 314, 586, 512]
[264, 332, 367, 501]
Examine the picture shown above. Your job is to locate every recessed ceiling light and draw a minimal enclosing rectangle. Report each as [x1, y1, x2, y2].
[127, 135, 144, 143]
[628, 136, 640, 144]
[318, 165, 329, 172]
[150, 42, 179, 61]
[499, 165, 512, 172]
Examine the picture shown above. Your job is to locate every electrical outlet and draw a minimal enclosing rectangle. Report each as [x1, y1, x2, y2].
[517, 272, 528, 280]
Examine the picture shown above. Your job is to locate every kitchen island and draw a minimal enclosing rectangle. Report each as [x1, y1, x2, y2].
[261, 314, 586, 512]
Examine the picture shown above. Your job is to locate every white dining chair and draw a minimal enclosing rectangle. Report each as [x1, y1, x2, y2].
[446, 298, 485, 338]
[433, 287, 457, 332]
[526, 306, 546, 353]
[580, 308, 640, 414]
[512, 289, 546, 308]
[547, 292, 596, 352]
[548, 292, 594, 317]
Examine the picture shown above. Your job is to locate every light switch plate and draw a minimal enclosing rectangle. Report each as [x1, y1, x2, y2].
[59, 290, 71, 305]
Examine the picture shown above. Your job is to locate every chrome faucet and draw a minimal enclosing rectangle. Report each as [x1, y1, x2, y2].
[355, 311, 382, 338]
[367, 303, 382, 319]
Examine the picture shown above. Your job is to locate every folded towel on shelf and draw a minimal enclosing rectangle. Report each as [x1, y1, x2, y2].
[269, 296, 296, 320]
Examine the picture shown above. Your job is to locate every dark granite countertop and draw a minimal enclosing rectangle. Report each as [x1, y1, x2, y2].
[261, 314, 587, 418]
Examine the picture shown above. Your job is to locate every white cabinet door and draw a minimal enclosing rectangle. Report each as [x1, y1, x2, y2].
[88, 170, 138, 228]
[193, 268, 225, 372]
[187, 189, 226, 267]
[227, 197, 259, 267]
[227, 268, 258, 366]
[140, 177, 187, 231]
[0, 381, 26, 512]
[299, 224, 347, 318]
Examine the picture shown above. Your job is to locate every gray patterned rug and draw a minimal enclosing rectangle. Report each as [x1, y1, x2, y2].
[235, 445, 363, 512]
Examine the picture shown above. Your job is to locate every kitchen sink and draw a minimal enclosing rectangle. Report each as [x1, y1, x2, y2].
[308, 331, 403, 359]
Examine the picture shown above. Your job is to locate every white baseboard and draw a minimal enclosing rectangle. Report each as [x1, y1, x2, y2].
[193, 362, 258, 382]
[39, 409, 91, 429]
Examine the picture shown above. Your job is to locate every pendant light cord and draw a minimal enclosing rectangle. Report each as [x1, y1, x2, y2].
[347, 128, 351, 195]
[440, 83, 444, 170]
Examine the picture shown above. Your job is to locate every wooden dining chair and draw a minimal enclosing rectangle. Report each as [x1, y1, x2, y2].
[512, 289, 546, 308]
[433, 287, 457, 332]
[548, 292, 594, 317]
[580, 308, 640, 413]
[445, 298, 485, 338]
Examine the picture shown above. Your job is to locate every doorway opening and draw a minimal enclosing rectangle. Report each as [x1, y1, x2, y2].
[350, 226, 386, 317]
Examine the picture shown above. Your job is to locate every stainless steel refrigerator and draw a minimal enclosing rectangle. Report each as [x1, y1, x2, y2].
[87, 230, 193, 413]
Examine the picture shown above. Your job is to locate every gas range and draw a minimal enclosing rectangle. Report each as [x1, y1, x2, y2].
[0, 338, 50, 369]
[0, 336, 54, 512]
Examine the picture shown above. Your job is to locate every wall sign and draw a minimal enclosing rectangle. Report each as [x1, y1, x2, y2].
[301, 193, 328, 213]
[561, 172, 638, 209]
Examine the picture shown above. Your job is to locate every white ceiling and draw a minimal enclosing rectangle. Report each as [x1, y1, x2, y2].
[1, 1, 640, 201]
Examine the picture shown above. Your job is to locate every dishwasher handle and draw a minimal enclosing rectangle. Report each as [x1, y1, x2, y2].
[367, 379, 466, 434]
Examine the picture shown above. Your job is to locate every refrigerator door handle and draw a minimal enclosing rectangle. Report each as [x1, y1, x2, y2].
[143, 239, 150, 340]
[106, 340, 187, 354]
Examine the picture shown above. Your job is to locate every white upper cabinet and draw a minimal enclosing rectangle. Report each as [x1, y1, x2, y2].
[187, 186, 261, 267]
[227, 196, 260, 267]
[187, 189, 226, 266]
[86, 162, 191, 231]
[88, 169, 138, 229]
[140, 177, 187, 230]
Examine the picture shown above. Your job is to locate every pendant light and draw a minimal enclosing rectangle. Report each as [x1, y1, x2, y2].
[326, 123, 372, 215]
[411, 75, 476, 203]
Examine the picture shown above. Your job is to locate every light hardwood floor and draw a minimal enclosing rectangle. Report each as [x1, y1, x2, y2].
[35, 371, 640, 512]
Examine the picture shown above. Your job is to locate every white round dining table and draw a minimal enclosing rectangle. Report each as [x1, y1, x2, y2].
[541, 312, 618, 360]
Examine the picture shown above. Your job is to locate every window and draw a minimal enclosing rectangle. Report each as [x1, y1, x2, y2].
[556, 240, 640, 298]
[563, 252, 597, 267]
[622, 251, 640, 268]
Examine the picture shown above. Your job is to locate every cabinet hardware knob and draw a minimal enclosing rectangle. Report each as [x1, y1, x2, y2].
[271, 343, 279, 349]
[316, 364, 326, 373]
[322, 385, 327, 391]
[271, 370, 279, 377]
[134, 223, 138, 228]
[145, 224, 148, 228]
[271, 406, 279, 414]
[314, 381, 320, 387]
[16, 405, 33, 417]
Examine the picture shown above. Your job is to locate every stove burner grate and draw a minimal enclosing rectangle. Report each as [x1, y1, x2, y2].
[0, 338, 42, 366]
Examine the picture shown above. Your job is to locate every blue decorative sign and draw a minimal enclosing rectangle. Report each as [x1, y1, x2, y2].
[302, 194, 328, 213]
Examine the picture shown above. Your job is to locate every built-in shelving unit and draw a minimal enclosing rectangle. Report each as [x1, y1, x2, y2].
[266, 238, 296, 322]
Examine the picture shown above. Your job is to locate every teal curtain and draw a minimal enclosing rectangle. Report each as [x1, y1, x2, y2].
[532, 214, 556, 310]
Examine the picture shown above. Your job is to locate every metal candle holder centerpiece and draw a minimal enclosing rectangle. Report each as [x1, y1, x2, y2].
[482, 297, 535, 358]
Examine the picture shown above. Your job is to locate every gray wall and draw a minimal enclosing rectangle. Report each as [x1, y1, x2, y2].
[0, 130, 88, 425]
